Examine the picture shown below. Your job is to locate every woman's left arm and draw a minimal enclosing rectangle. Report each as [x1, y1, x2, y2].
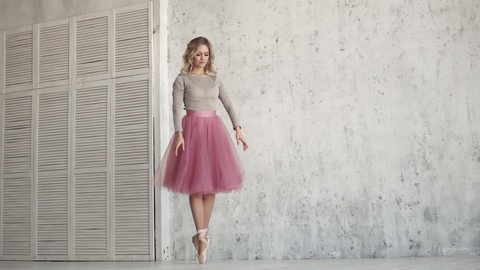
[218, 78, 249, 151]
[218, 78, 240, 128]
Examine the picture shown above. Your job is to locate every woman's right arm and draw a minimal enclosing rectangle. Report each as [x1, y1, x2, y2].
[174, 131, 184, 156]
[172, 75, 185, 155]
[172, 75, 185, 132]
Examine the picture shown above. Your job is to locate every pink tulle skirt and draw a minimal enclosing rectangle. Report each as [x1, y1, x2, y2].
[154, 110, 244, 195]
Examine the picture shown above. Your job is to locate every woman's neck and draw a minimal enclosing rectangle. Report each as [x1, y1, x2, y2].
[189, 67, 206, 75]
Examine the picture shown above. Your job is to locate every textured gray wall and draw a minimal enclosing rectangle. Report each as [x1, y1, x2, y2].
[167, 0, 480, 260]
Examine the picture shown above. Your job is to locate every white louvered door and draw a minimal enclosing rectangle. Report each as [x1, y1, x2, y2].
[73, 81, 110, 260]
[0, 30, 4, 95]
[35, 18, 71, 260]
[113, 4, 153, 260]
[1, 92, 34, 260]
[1, 25, 36, 260]
[113, 75, 152, 260]
[0, 2, 155, 261]
[74, 13, 110, 83]
[36, 87, 69, 260]
[4, 27, 34, 93]
[38, 20, 70, 88]
[114, 7, 150, 77]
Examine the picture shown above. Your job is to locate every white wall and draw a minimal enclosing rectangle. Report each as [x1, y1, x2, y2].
[167, 0, 480, 260]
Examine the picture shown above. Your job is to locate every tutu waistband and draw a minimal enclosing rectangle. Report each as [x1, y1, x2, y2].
[186, 110, 216, 117]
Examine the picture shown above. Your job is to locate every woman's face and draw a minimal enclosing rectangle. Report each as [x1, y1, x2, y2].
[192, 44, 209, 70]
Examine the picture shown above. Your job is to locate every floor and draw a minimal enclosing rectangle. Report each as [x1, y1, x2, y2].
[0, 256, 479, 270]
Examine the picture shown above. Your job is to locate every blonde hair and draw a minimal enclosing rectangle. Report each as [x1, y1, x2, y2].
[180, 37, 217, 76]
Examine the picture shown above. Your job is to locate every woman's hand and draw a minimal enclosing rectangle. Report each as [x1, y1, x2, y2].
[235, 127, 249, 151]
[174, 131, 185, 156]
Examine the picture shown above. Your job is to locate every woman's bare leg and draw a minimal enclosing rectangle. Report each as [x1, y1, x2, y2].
[189, 194, 215, 255]
[202, 194, 215, 228]
[189, 195, 205, 230]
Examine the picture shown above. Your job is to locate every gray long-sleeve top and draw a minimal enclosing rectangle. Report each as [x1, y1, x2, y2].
[172, 74, 240, 132]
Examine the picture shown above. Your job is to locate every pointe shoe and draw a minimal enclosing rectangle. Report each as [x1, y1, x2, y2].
[196, 229, 211, 264]
[192, 228, 207, 253]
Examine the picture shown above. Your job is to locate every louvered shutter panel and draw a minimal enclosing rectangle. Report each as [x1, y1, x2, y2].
[1, 3, 154, 262]
[114, 76, 151, 259]
[1, 95, 32, 257]
[73, 83, 109, 259]
[74, 84, 108, 168]
[114, 79, 149, 166]
[36, 89, 68, 258]
[115, 7, 150, 77]
[74, 172, 108, 257]
[38, 22, 69, 87]
[75, 15, 109, 80]
[38, 90, 68, 171]
[1, 175, 31, 256]
[0, 96, 2, 258]
[2, 96, 32, 174]
[37, 174, 67, 256]
[5, 29, 33, 92]
[1, 31, 5, 93]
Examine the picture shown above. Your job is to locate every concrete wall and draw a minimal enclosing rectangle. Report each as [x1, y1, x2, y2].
[167, 0, 480, 260]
